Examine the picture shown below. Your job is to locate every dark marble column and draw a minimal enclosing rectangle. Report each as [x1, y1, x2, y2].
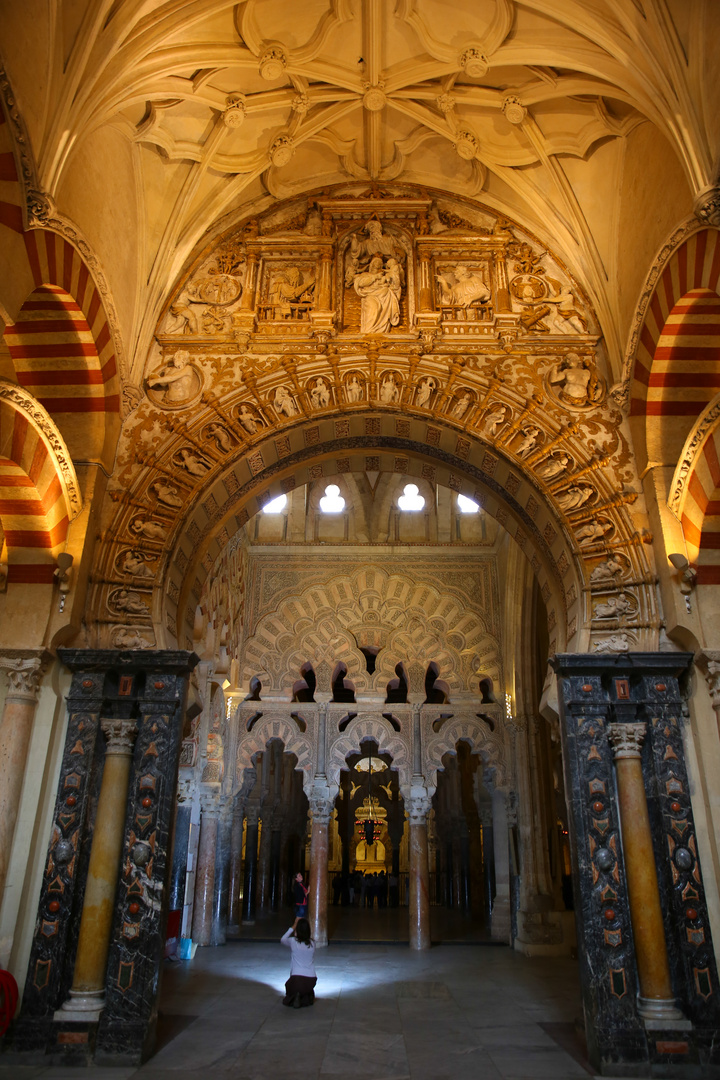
[480, 809, 495, 925]
[192, 798, 219, 947]
[256, 812, 273, 913]
[227, 805, 244, 931]
[242, 805, 260, 925]
[491, 787, 511, 942]
[269, 827, 282, 912]
[167, 798, 192, 953]
[210, 799, 232, 946]
[309, 787, 332, 947]
[459, 828, 471, 912]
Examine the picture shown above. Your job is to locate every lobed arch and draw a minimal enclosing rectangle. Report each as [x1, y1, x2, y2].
[233, 715, 314, 795]
[327, 714, 412, 798]
[423, 718, 508, 792]
[629, 227, 720, 473]
[0, 383, 81, 583]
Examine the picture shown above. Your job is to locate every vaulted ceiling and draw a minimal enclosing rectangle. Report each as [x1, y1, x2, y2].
[1, 0, 718, 377]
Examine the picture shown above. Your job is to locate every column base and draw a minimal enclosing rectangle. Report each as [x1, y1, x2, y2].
[54, 988, 105, 1023]
[638, 995, 690, 1027]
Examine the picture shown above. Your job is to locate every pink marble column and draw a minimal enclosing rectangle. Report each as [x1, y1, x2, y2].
[308, 789, 332, 947]
[408, 794, 431, 950]
[191, 798, 219, 947]
[0, 652, 47, 900]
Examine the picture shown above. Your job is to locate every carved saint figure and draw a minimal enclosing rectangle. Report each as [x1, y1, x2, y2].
[150, 481, 182, 508]
[167, 292, 199, 335]
[147, 350, 200, 405]
[347, 220, 402, 281]
[557, 483, 595, 512]
[131, 517, 166, 541]
[416, 377, 435, 408]
[594, 633, 630, 653]
[120, 550, 155, 580]
[545, 285, 588, 334]
[238, 405, 259, 433]
[206, 422, 233, 453]
[538, 452, 571, 480]
[345, 375, 363, 403]
[177, 448, 209, 477]
[112, 588, 149, 616]
[269, 266, 315, 318]
[452, 392, 472, 419]
[379, 375, 400, 403]
[593, 593, 634, 619]
[576, 519, 614, 546]
[353, 255, 402, 335]
[310, 377, 330, 409]
[550, 353, 597, 404]
[516, 426, 540, 458]
[274, 385, 298, 417]
[590, 554, 625, 584]
[437, 264, 491, 307]
[114, 627, 153, 649]
[484, 403, 509, 436]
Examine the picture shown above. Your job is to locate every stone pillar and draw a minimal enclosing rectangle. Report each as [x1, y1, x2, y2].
[211, 799, 232, 945]
[608, 723, 684, 1022]
[257, 812, 273, 912]
[242, 805, 260, 925]
[408, 792, 431, 950]
[270, 827, 282, 911]
[56, 719, 138, 1021]
[227, 805, 244, 931]
[491, 786, 511, 942]
[480, 808, 495, 925]
[308, 785, 332, 947]
[167, 797, 192, 953]
[0, 652, 47, 899]
[191, 798, 219, 947]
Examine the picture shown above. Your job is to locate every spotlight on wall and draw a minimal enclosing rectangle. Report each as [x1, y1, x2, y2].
[54, 552, 74, 594]
[668, 553, 697, 596]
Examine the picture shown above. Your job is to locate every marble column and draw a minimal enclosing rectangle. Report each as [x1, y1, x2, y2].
[480, 808, 495, 925]
[309, 786, 332, 947]
[191, 798, 219, 947]
[0, 653, 47, 899]
[227, 805, 244, 931]
[211, 799, 232, 946]
[56, 718, 138, 1021]
[491, 787, 511, 942]
[167, 798, 192, 951]
[270, 827, 282, 912]
[608, 723, 684, 1022]
[242, 805, 260, 925]
[257, 812, 273, 912]
[408, 792, 432, 950]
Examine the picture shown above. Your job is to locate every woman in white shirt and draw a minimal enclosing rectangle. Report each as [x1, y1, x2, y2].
[280, 918, 317, 1008]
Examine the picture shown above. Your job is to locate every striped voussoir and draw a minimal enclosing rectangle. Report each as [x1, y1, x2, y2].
[0, 404, 69, 583]
[678, 422, 720, 584]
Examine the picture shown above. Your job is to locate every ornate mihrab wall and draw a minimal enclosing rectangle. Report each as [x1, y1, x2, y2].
[88, 185, 656, 660]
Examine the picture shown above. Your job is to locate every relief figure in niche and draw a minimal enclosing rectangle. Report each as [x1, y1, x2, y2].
[113, 627, 154, 649]
[346, 220, 403, 282]
[452, 391, 472, 419]
[556, 483, 595, 512]
[345, 375, 363, 403]
[205, 422, 234, 453]
[516, 426, 540, 458]
[150, 480, 183, 508]
[268, 266, 315, 319]
[274, 385, 298, 417]
[544, 284, 588, 334]
[238, 404, 260, 433]
[576, 519, 614, 546]
[593, 593, 635, 619]
[537, 452, 571, 481]
[111, 588, 149, 617]
[310, 377, 331, 409]
[176, 448, 209, 477]
[353, 255, 402, 335]
[549, 353, 600, 405]
[437, 264, 491, 307]
[594, 633, 630, 653]
[379, 374, 400, 404]
[415, 377, 435, 408]
[590, 553, 626, 584]
[483, 403, 509, 436]
[120, 549, 155, 580]
[131, 516, 166, 541]
[146, 350, 201, 405]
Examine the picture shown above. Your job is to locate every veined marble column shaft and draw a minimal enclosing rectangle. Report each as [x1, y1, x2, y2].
[57, 718, 137, 1021]
[309, 794, 332, 947]
[0, 653, 46, 899]
[408, 794, 431, 950]
[228, 806, 244, 930]
[192, 800, 219, 947]
[242, 806, 260, 925]
[608, 723, 683, 1022]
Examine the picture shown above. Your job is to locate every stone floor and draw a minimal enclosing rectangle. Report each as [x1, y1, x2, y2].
[0, 930, 621, 1080]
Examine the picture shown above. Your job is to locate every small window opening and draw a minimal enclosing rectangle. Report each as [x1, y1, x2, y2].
[398, 484, 425, 511]
[457, 494, 480, 514]
[319, 484, 345, 513]
[263, 493, 287, 514]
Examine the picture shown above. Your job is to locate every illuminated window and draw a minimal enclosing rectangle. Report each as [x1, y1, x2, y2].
[457, 494, 480, 514]
[263, 493, 287, 514]
[319, 484, 345, 513]
[398, 483, 425, 511]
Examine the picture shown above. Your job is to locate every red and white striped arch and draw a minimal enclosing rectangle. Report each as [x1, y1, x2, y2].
[0, 387, 82, 583]
[630, 229, 720, 468]
[668, 397, 720, 585]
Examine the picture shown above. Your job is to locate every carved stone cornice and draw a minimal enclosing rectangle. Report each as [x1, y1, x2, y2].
[0, 650, 50, 702]
[0, 380, 82, 519]
[100, 718, 138, 756]
[607, 722, 646, 760]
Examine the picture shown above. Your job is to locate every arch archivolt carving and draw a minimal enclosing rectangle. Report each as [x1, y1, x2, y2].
[234, 714, 314, 793]
[327, 714, 412, 795]
[240, 565, 500, 695]
[87, 183, 656, 660]
[423, 717, 508, 791]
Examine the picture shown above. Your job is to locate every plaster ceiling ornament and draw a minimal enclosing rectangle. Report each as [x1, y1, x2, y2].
[223, 95, 246, 129]
[454, 130, 480, 161]
[146, 352, 203, 409]
[270, 135, 295, 168]
[458, 46, 490, 78]
[363, 84, 387, 113]
[502, 96, 527, 125]
[259, 46, 288, 81]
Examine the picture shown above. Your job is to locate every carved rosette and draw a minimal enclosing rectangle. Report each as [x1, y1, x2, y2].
[101, 718, 139, 757]
[607, 722, 646, 760]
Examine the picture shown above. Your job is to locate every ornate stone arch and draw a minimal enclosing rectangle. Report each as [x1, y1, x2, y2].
[423, 717, 507, 791]
[327, 713, 412, 795]
[234, 714, 314, 794]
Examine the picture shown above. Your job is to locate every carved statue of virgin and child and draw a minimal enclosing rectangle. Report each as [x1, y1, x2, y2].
[345, 220, 405, 335]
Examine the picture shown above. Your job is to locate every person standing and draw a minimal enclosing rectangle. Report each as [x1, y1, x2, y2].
[292, 872, 308, 919]
[280, 918, 317, 1008]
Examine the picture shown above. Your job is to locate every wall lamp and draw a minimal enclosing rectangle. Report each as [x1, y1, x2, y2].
[55, 552, 74, 612]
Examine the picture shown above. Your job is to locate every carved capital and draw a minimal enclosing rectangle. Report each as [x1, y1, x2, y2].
[694, 185, 720, 228]
[244, 802, 261, 827]
[607, 722, 646, 760]
[101, 718, 138, 756]
[0, 653, 48, 701]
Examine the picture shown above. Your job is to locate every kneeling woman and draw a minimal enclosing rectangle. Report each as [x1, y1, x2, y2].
[280, 918, 317, 1008]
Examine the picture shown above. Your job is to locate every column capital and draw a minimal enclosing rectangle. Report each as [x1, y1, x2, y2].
[608, 721, 646, 759]
[0, 650, 50, 702]
[100, 718, 138, 756]
[244, 801, 261, 826]
[408, 793, 432, 825]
